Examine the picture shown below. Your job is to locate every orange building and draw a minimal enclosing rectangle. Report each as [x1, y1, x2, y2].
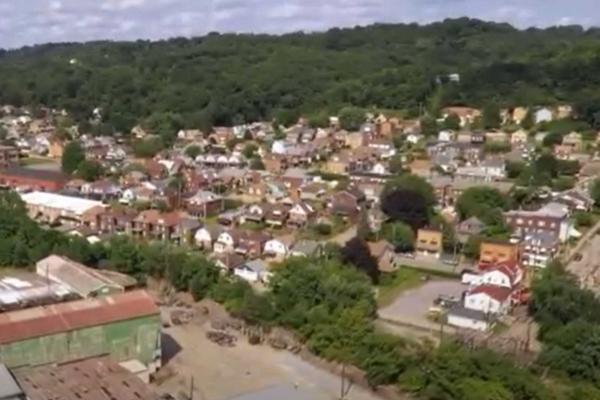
[479, 240, 520, 270]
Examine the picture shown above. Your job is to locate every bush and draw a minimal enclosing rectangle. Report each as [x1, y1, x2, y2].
[312, 223, 332, 236]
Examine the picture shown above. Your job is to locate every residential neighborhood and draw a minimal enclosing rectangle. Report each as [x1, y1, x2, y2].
[2, 12, 600, 400]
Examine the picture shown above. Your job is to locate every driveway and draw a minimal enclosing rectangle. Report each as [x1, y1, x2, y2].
[378, 280, 465, 330]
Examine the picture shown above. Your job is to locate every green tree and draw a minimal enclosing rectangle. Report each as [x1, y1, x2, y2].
[184, 145, 202, 159]
[388, 154, 403, 174]
[77, 160, 104, 182]
[339, 107, 365, 131]
[420, 116, 438, 136]
[482, 102, 501, 129]
[521, 110, 534, 130]
[384, 174, 436, 208]
[381, 222, 414, 252]
[442, 113, 461, 130]
[242, 143, 258, 159]
[456, 186, 507, 222]
[61, 141, 85, 174]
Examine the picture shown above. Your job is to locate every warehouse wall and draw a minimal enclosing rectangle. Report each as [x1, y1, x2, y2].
[0, 315, 161, 369]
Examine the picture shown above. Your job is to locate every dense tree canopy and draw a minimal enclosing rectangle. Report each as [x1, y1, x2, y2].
[1, 19, 600, 135]
[61, 141, 85, 174]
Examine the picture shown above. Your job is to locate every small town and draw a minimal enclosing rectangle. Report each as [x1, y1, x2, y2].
[1, 6, 600, 400]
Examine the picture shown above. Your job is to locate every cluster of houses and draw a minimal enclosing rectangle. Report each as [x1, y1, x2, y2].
[0, 103, 598, 325]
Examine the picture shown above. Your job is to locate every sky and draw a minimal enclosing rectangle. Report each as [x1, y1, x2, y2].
[0, 0, 598, 49]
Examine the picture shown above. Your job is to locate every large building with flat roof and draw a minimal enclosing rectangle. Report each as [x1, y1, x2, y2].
[20, 191, 105, 225]
[0, 290, 161, 372]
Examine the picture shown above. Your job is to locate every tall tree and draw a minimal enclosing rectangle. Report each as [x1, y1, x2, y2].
[61, 141, 85, 174]
[482, 102, 501, 129]
[341, 237, 380, 284]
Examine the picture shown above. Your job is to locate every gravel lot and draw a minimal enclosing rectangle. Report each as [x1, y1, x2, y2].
[378, 280, 465, 330]
[154, 319, 383, 400]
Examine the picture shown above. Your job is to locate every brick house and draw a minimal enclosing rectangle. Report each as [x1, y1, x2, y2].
[0, 167, 69, 191]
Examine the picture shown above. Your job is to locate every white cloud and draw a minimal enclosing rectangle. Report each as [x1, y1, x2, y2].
[1, 0, 599, 49]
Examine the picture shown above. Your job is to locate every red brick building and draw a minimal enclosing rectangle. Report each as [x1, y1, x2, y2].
[0, 166, 69, 191]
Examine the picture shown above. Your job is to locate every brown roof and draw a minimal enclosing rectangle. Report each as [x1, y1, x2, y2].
[0, 290, 158, 345]
[14, 357, 160, 400]
[469, 284, 512, 303]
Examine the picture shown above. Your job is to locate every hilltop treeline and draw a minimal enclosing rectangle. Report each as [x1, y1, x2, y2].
[1, 18, 600, 140]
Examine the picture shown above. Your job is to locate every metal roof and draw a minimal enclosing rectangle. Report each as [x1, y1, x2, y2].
[0, 363, 23, 399]
[0, 290, 158, 345]
[20, 191, 105, 216]
[14, 357, 160, 400]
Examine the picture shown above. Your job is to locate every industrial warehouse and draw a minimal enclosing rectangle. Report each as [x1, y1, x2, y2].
[0, 255, 164, 398]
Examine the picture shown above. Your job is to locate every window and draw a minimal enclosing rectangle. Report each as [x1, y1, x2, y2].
[538, 221, 546, 227]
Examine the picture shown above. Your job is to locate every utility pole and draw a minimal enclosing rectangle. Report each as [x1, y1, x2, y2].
[189, 376, 195, 400]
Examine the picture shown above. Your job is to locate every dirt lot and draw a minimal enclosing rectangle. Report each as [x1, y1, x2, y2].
[153, 309, 383, 400]
[378, 279, 465, 331]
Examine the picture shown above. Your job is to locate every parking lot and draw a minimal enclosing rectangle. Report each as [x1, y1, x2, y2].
[378, 279, 465, 331]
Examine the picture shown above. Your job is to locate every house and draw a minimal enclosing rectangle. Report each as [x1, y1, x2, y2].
[553, 144, 573, 160]
[485, 131, 508, 143]
[326, 153, 350, 175]
[368, 240, 397, 272]
[447, 306, 495, 332]
[415, 228, 443, 258]
[212, 252, 245, 273]
[441, 107, 481, 127]
[510, 129, 528, 145]
[48, 138, 65, 158]
[456, 131, 473, 144]
[535, 107, 553, 124]
[409, 159, 433, 178]
[244, 203, 270, 223]
[298, 182, 327, 202]
[456, 216, 485, 244]
[131, 210, 200, 244]
[504, 202, 571, 242]
[234, 260, 271, 283]
[96, 207, 138, 234]
[455, 158, 505, 181]
[462, 261, 523, 289]
[265, 204, 289, 228]
[464, 284, 512, 314]
[194, 225, 223, 249]
[329, 188, 365, 217]
[562, 131, 583, 152]
[511, 107, 529, 124]
[290, 240, 322, 258]
[406, 133, 423, 145]
[552, 189, 594, 212]
[520, 231, 560, 268]
[185, 190, 224, 218]
[287, 202, 316, 227]
[438, 130, 455, 143]
[345, 132, 366, 149]
[264, 235, 295, 260]
[479, 240, 520, 270]
[0, 145, 19, 167]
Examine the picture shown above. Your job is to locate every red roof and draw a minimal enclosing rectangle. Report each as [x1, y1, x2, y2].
[487, 260, 522, 286]
[469, 284, 512, 303]
[0, 290, 158, 345]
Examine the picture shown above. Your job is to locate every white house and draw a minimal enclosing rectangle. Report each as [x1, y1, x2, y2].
[535, 108, 553, 125]
[271, 140, 288, 155]
[464, 285, 512, 315]
[194, 226, 223, 250]
[438, 130, 455, 142]
[264, 235, 294, 260]
[406, 133, 423, 145]
[234, 260, 270, 283]
[371, 162, 388, 175]
[214, 231, 238, 254]
[447, 307, 494, 332]
[462, 262, 523, 289]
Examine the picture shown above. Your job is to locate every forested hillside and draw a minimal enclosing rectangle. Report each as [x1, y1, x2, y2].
[1, 18, 600, 134]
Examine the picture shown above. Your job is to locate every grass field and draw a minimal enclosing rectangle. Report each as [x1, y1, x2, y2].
[377, 268, 426, 307]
